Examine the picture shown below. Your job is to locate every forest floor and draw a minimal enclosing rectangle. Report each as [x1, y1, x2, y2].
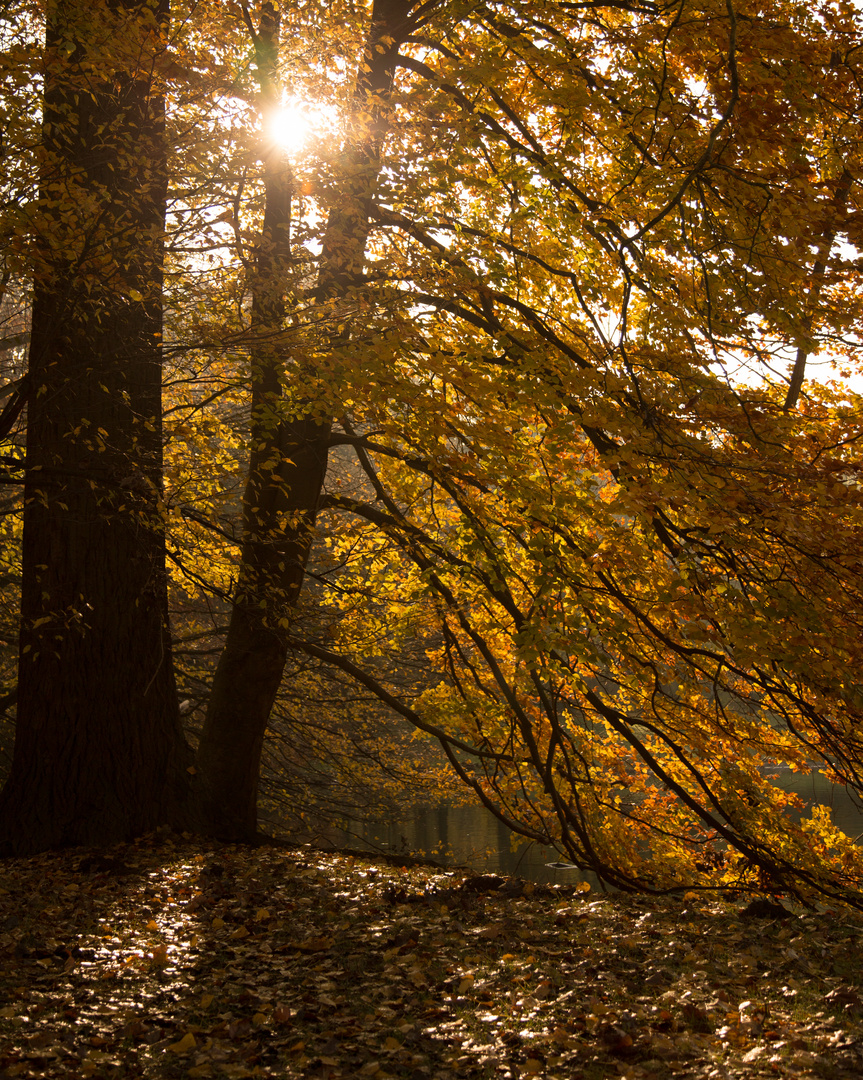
[0, 835, 862, 1079]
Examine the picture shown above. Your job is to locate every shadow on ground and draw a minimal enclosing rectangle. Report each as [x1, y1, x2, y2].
[1, 836, 862, 1078]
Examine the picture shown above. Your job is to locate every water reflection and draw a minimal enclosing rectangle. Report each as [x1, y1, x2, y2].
[324, 770, 863, 886]
[784, 770, 863, 839]
[333, 801, 590, 886]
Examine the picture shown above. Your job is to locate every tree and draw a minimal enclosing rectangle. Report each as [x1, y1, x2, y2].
[0, 0, 189, 853]
[189, 0, 432, 839]
[175, 0, 863, 903]
[286, 0, 863, 905]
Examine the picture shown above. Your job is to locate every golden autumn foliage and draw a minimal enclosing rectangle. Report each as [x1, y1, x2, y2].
[3, 0, 863, 901]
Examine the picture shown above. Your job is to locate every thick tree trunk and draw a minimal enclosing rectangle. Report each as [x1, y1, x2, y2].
[0, 0, 188, 855]
[192, 0, 416, 840]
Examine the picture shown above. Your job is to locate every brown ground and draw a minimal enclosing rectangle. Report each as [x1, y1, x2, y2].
[1, 835, 861, 1078]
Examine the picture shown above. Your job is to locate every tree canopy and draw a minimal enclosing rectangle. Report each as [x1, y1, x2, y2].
[2, 0, 863, 906]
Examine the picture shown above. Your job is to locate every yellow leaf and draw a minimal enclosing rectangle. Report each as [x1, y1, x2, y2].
[166, 1032, 196, 1054]
[200, 993, 214, 1009]
[457, 974, 475, 994]
[383, 1036, 400, 1050]
[150, 943, 169, 968]
[211, 917, 225, 929]
[255, 908, 271, 922]
[230, 925, 249, 940]
[146, 919, 158, 931]
[524, 1061, 543, 1075]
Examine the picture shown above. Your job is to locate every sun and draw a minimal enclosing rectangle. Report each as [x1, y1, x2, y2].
[265, 97, 341, 158]
[267, 102, 313, 156]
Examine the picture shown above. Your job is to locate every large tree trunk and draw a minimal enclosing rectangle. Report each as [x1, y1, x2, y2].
[0, 0, 188, 855]
[191, 0, 416, 840]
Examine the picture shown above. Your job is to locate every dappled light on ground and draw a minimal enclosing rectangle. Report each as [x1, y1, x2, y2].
[1, 837, 862, 1077]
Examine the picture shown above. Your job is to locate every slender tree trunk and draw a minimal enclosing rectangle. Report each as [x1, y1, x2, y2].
[783, 167, 853, 411]
[0, 0, 188, 855]
[191, 0, 416, 840]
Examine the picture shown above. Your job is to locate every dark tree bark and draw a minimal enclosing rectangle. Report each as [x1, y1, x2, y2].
[0, 0, 189, 855]
[191, 0, 419, 840]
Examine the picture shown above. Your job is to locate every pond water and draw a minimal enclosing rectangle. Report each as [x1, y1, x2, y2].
[324, 770, 863, 887]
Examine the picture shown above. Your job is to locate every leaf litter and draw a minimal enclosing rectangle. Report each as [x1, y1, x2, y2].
[1, 834, 862, 1078]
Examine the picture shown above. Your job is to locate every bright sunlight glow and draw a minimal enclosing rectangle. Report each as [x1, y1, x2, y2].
[266, 94, 342, 158]
[267, 102, 313, 156]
